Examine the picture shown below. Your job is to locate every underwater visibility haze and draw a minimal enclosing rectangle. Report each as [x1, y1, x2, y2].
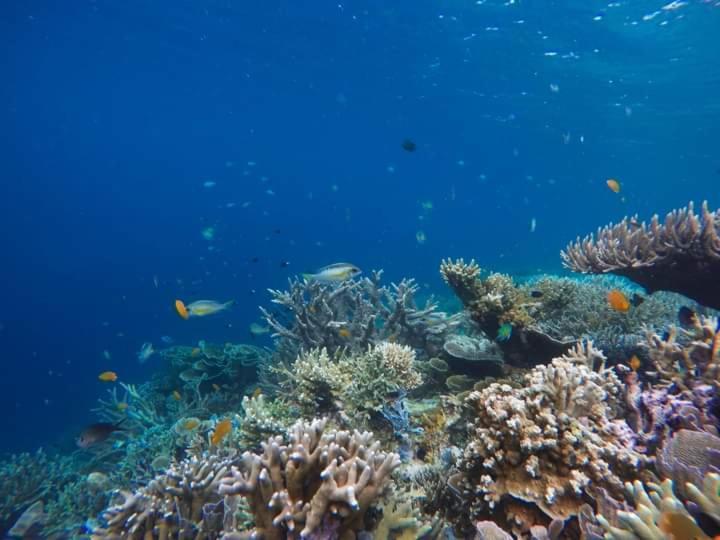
[1, 1, 720, 538]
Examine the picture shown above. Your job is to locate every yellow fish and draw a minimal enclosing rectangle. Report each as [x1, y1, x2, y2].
[172, 390, 181, 401]
[302, 263, 361, 283]
[606, 178, 621, 193]
[98, 371, 118, 382]
[116, 402, 128, 411]
[629, 355, 641, 371]
[338, 328, 351, 338]
[177, 299, 234, 318]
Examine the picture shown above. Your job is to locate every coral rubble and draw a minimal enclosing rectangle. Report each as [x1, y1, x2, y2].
[562, 201, 720, 309]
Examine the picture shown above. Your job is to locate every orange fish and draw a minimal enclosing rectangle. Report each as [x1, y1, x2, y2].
[184, 418, 200, 430]
[172, 390, 181, 401]
[338, 328, 351, 338]
[98, 371, 118, 382]
[659, 510, 710, 539]
[607, 290, 631, 312]
[629, 355, 641, 371]
[211, 418, 232, 445]
[711, 320, 720, 361]
[606, 178, 621, 193]
[175, 299, 190, 320]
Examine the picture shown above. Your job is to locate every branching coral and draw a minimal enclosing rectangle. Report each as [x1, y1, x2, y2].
[261, 270, 459, 361]
[596, 475, 720, 539]
[0, 449, 59, 529]
[218, 418, 401, 539]
[272, 343, 424, 424]
[93, 452, 234, 538]
[234, 393, 298, 449]
[562, 201, 720, 310]
[449, 342, 647, 534]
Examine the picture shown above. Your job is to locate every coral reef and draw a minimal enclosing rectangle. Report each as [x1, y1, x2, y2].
[271, 342, 423, 426]
[219, 418, 401, 539]
[446, 342, 647, 536]
[440, 259, 574, 366]
[562, 201, 720, 310]
[261, 270, 460, 361]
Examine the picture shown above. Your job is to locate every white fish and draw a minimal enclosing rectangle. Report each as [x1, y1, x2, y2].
[530, 218, 537, 233]
[302, 263, 362, 283]
[137, 342, 154, 363]
[249, 322, 270, 336]
[180, 299, 234, 318]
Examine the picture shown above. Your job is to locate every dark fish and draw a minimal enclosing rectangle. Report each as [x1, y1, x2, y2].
[630, 293, 645, 307]
[678, 306, 697, 328]
[280, 260, 290, 267]
[250, 257, 259, 263]
[530, 290, 543, 298]
[76, 421, 125, 448]
[272, 228, 281, 234]
[401, 139, 417, 152]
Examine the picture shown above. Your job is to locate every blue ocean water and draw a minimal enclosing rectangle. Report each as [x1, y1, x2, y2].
[1, 0, 718, 454]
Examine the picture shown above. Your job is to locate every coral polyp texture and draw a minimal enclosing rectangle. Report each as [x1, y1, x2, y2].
[448, 342, 647, 535]
[561, 201, 720, 309]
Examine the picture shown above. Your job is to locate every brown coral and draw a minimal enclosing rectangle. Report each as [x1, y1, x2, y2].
[218, 418, 401, 539]
[561, 201, 720, 309]
[451, 342, 646, 528]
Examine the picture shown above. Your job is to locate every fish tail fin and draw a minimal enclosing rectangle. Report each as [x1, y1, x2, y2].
[224, 300, 235, 309]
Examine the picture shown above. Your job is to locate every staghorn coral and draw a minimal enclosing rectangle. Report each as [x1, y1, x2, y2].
[448, 342, 647, 534]
[218, 418, 401, 539]
[561, 201, 720, 310]
[261, 270, 459, 362]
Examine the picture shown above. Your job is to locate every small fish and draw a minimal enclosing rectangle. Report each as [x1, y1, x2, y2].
[252, 387, 263, 398]
[302, 263, 362, 283]
[76, 421, 125, 448]
[272, 228, 281, 234]
[606, 178, 621, 193]
[172, 390, 181, 401]
[183, 418, 200, 430]
[249, 322, 270, 336]
[176, 299, 234, 318]
[678, 306, 697, 327]
[211, 418, 232, 445]
[401, 139, 417, 152]
[212, 383, 221, 392]
[712, 319, 720, 361]
[530, 290, 543, 298]
[160, 335, 174, 345]
[416, 230, 427, 245]
[280, 260, 290, 268]
[137, 342, 155, 363]
[116, 402, 128, 411]
[629, 355, 641, 371]
[98, 371, 118, 382]
[607, 290, 631, 312]
[496, 323, 513, 342]
[102, 350, 111, 360]
[630, 293, 645, 307]
[201, 227, 215, 241]
[338, 327, 351, 338]
[250, 257, 260, 263]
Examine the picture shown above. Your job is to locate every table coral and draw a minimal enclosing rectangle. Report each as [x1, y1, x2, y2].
[451, 342, 647, 531]
[562, 201, 720, 310]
